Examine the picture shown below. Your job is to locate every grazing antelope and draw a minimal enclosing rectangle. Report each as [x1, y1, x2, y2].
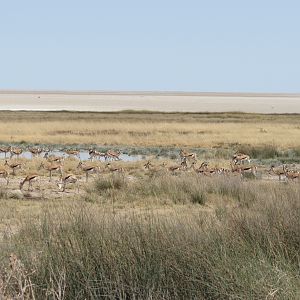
[105, 150, 121, 161]
[89, 149, 106, 161]
[10, 147, 23, 159]
[179, 149, 196, 161]
[77, 161, 100, 182]
[232, 152, 251, 165]
[28, 147, 43, 157]
[57, 174, 79, 192]
[0, 146, 11, 159]
[4, 160, 22, 176]
[39, 162, 63, 181]
[64, 149, 80, 159]
[19, 174, 39, 191]
[0, 168, 9, 185]
[268, 165, 286, 181]
[105, 163, 124, 173]
[44, 152, 64, 164]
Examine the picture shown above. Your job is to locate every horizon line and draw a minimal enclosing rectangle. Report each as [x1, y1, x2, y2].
[0, 89, 300, 97]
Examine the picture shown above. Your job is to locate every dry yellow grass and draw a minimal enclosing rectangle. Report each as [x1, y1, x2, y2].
[0, 111, 299, 148]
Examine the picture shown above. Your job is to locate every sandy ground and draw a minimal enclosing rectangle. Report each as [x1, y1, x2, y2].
[0, 91, 300, 113]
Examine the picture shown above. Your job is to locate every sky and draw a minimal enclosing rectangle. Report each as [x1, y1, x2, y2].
[0, 1, 299, 92]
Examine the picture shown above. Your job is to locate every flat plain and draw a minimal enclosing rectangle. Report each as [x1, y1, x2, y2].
[1, 90, 300, 113]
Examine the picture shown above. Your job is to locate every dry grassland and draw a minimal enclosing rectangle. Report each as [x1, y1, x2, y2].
[0, 111, 299, 148]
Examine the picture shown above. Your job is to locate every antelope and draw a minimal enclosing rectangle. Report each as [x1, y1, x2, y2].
[77, 161, 100, 182]
[39, 162, 63, 181]
[179, 149, 196, 161]
[232, 152, 251, 165]
[285, 170, 300, 181]
[64, 149, 80, 159]
[44, 152, 64, 164]
[10, 147, 23, 159]
[4, 160, 22, 176]
[105, 150, 121, 161]
[57, 174, 79, 192]
[89, 149, 106, 161]
[19, 174, 39, 191]
[0, 146, 11, 159]
[283, 166, 300, 181]
[144, 161, 153, 170]
[28, 147, 43, 157]
[233, 163, 257, 177]
[143, 161, 166, 174]
[105, 163, 124, 173]
[0, 168, 9, 185]
[200, 162, 219, 176]
[165, 161, 184, 173]
[268, 165, 286, 181]
[180, 157, 188, 170]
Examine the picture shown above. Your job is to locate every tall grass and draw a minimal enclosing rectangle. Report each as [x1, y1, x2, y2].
[1, 178, 300, 298]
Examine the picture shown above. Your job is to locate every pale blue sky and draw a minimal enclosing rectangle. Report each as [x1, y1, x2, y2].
[0, 1, 299, 92]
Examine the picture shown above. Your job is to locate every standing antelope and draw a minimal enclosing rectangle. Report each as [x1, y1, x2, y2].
[28, 147, 43, 158]
[19, 174, 39, 191]
[179, 149, 197, 161]
[285, 170, 300, 180]
[89, 149, 106, 161]
[39, 162, 63, 181]
[105, 150, 121, 161]
[44, 152, 64, 164]
[64, 149, 80, 159]
[268, 165, 286, 181]
[77, 161, 100, 182]
[57, 174, 79, 192]
[0, 146, 11, 159]
[232, 152, 251, 165]
[0, 168, 9, 185]
[10, 147, 23, 159]
[4, 160, 22, 176]
[232, 163, 257, 177]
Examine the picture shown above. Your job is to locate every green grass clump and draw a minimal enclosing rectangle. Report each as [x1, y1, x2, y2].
[2, 184, 300, 299]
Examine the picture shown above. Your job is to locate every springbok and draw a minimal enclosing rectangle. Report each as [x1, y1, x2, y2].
[10, 147, 23, 159]
[0, 168, 9, 185]
[105, 163, 124, 173]
[64, 149, 80, 159]
[179, 149, 196, 161]
[44, 152, 64, 164]
[39, 162, 63, 181]
[268, 165, 286, 181]
[57, 174, 79, 192]
[232, 152, 251, 165]
[231, 163, 257, 177]
[4, 160, 22, 176]
[28, 147, 43, 158]
[77, 161, 100, 182]
[0, 146, 11, 159]
[20, 174, 39, 191]
[89, 149, 106, 161]
[105, 150, 121, 161]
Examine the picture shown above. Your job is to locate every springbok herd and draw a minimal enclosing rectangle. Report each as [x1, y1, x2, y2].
[0, 146, 299, 193]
